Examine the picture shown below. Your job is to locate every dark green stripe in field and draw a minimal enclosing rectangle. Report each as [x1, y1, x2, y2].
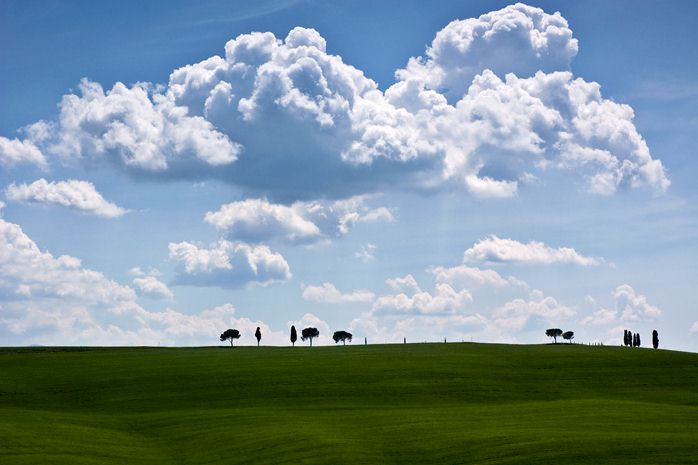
[1, 343, 697, 464]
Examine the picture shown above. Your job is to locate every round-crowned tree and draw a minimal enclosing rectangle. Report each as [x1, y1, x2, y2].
[220, 329, 240, 347]
[562, 331, 574, 343]
[332, 330, 352, 345]
[301, 327, 320, 347]
[545, 328, 563, 344]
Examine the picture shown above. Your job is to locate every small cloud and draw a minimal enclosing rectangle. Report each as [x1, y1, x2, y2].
[6, 178, 127, 218]
[302, 282, 375, 304]
[355, 243, 377, 263]
[463, 235, 602, 266]
[133, 276, 174, 300]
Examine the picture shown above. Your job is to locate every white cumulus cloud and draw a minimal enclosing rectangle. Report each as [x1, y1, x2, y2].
[6, 178, 127, 218]
[168, 239, 291, 287]
[302, 282, 375, 304]
[205, 195, 394, 244]
[430, 265, 527, 289]
[396, 3, 579, 102]
[0, 136, 47, 168]
[2, 4, 667, 200]
[492, 289, 576, 332]
[463, 235, 602, 266]
[373, 282, 472, 315]
[133, 275, 174, 300]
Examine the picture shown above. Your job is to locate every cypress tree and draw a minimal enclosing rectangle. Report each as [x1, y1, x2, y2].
[290, 325, 297, 347]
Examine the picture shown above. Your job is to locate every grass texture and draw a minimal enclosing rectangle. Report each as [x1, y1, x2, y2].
[1, 343, 697, 464]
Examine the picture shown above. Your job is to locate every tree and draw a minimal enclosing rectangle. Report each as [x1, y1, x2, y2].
[546, 328, 563, 343]
[301, 327, 320, 347]
[220, 329, 240, 347]
[332, 330, 352, 345]
[290, 325, 297, 347]
[652, 330, 659, 349]
[255, 327, 261, 347]
[562, 331, 574, 343]
[623, 329, 630, 346]
[636, 333, 641, 347]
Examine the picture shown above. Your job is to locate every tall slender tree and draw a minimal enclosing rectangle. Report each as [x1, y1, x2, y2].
[255, 327, 261, 347]
[652, 330, 659, 349]
[290, 325, 297, 347]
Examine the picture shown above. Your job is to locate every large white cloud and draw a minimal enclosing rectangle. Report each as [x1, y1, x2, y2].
[168, 239, 291, 287]
[204, 195, 393, 244]
[49, 79, 241, 172]
[5, 178, 127, 218]
[3, 4, 667, 200]
[463, 235, 602, 266]
[396, 3, 578, 102]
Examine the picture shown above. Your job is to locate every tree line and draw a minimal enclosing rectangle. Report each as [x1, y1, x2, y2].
[220, 325, 352, 347]
[545, 328, 660, 349]
[623, 329, 659, 349]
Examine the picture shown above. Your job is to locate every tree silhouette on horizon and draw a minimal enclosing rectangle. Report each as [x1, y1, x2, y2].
[546, 328, 563, 343]
[562, 331, 574, 343]
[301, 327, 320, 347]
[333, 330, 352, 345]
[220, 329, 240, 347]
[290, 325, 297, 347]
[255, 327, 261, 347]
[652, 330, 659, 349]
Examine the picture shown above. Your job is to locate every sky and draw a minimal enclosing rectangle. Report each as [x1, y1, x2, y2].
[1, 0, 697, 350]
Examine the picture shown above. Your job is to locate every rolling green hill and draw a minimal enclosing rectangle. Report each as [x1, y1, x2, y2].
[1, 343, 697, 464]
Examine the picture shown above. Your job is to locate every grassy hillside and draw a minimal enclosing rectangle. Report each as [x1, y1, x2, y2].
[1, 343, 697, 464]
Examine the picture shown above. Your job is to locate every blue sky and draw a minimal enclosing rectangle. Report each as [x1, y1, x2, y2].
[1, 0, 697, 350]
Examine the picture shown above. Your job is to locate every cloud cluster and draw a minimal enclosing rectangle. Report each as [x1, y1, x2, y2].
[168, 239, 291, 287]
[5, 178, 127, 218]
[463, 235, 601, 266]
[204, 195, 393, 244]
[0, 217, 302, 346]
[3, 4, 668, 200]
[0, 218, 134, 303]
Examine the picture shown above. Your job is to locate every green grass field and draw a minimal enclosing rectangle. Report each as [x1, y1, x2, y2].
[1, 343, 697, 464]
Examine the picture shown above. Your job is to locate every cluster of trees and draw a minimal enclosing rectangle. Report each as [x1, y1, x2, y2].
[624, 330, 641, 347]
[220, 325, 353, 348]
[624, 329, 659, 349]
[545, 328, 574, 343]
